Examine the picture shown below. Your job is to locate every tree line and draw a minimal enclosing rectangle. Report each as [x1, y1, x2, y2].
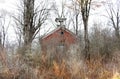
[0, 0, 120, 59]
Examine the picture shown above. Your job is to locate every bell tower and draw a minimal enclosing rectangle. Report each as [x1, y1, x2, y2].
[55, 0, 66, 27]
[55, 17, 66, 27]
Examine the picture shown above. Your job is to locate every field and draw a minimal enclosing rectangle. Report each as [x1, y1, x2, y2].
[0, 46, 120, 79]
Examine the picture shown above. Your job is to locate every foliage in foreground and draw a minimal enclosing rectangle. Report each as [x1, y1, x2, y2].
[0, 46, 120, 79]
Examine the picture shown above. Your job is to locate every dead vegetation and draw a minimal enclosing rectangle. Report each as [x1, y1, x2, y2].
[0, 45, 120, 79]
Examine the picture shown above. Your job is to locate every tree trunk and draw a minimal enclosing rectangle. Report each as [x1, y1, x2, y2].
[0, 32, 1, 46]
[83, 18, 90, 60]
[115, 29, 120, 39]
[15, 0, 50, 55]
[115, 28, 120, 48]
[75, 14, 79, 35]
[23, 0, 34, 48]
[80, 0, 91, 60]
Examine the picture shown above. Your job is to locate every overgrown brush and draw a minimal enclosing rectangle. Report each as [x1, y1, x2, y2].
[0, 46, 120, 79]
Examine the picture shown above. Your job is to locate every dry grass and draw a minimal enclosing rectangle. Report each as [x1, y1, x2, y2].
[0, 47, 120, 79]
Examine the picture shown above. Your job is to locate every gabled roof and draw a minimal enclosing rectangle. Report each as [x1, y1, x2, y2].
[41, 26, 78, 40]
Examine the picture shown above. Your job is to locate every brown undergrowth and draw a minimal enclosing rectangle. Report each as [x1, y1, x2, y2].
[0, 49, 120, 79]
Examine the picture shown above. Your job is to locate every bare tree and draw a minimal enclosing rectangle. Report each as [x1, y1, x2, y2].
[0, 15, 1, 46]
[0, 10, 11, 73]
[105, 0, 120, 48]
[76, 0, 92, 59]
[0, 32, 1, 46]
[13, 14, 23, 48]
[0, 10, 10, 48]
[14, 0, 51, 52]
[69, 0, 81, 35]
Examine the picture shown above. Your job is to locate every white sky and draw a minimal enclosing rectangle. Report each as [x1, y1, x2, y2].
[0, 0, 17, 11]
[0, 0, 18, 43]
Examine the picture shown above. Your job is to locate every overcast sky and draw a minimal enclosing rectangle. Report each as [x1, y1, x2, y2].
[0, 0, 16, 11]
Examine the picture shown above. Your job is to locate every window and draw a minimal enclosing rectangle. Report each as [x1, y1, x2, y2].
[60, 31, 64, 35]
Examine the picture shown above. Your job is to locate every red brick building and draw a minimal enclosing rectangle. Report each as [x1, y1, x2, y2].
[40, 26, 78, 53]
